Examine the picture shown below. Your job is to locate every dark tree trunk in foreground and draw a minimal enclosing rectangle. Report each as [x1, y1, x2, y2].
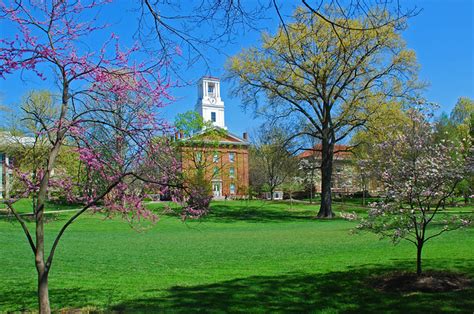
[416, 242, 423, 276]
[318, 139, 334, 218]
[36, 185, 52, 314]
[38, 269, 50, 314]
[36, 166, 54, 314]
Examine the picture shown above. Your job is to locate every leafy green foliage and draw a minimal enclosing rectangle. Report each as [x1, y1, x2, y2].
[434, 97, 474, 202]
[174, 111, 207, 138]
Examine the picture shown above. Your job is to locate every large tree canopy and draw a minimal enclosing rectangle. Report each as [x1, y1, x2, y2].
[227, 7, 420, 217]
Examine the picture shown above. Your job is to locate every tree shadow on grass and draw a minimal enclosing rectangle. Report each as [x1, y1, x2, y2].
[111, 260, 474, 313]
[203, 201, 323, 223]
[2, 260, 471, 312]
[0, 286, 117, 312]
[156, 200, 366, 224]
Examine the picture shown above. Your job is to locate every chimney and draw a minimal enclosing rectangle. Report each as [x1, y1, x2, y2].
[179, 131, 184, 139]
[175, 132, 179, 140]
[243, 132, 248, 141]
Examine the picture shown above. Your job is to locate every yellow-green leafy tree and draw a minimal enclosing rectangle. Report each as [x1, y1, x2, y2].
[350, 101, 411, 199]
[1, 91, 85, 202]
[227, 7, 420, 217]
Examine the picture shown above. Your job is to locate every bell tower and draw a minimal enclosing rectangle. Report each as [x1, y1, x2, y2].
[196, 76, 226, 129]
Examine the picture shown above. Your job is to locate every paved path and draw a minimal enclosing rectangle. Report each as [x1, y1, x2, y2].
[0, 208, 81, 217]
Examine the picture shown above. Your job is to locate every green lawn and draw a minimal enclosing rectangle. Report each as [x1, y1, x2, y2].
[0, 200, 473, 313]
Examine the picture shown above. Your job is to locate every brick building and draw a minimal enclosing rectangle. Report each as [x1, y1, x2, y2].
[298, 144, 381, 195]
[179, 77, 249, 198]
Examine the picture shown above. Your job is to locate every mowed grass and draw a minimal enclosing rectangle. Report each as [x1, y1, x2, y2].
[0, 200, 473, 313]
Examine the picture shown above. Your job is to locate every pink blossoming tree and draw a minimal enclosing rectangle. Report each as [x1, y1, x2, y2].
[357, 109, 472, 275]
[0, 1, 183, 312]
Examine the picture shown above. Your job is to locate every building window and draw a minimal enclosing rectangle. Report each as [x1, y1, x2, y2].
[230, 183, 236, 195]
[211, 112, 216, 122]
[213, 166, 219, 177]
[208, 83, 215, 95]
[213, 153, 219, 163]
[229, 152, 235, 163]
[195, 152, 202, 162]
[229, 167, 235, 178]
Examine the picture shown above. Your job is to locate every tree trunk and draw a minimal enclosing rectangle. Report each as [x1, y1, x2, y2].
[317, 139, 334, 218]
[34, 140, 63, 313]
[33, 73, 68, 314]
[35, 170, 52, 314]
[289, 191, 293, 209]
[35, 202, 51, 314]
[362, 178, 366, 207]
[416, 243, 423, 276]
[38, 269, 51, 313]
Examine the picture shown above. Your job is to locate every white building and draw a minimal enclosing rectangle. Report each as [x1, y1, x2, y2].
[195, 76, 227, 130]
[0, 152, 9, 199]
[263, 191, 284, 200]
[0, 132, 35, 199]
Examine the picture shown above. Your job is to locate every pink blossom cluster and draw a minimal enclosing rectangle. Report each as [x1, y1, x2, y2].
[0, 0, 183, 223]
[339, 211, 358, 221]
[0, 0, 215, 225]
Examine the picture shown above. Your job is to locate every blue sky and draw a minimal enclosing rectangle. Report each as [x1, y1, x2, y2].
[1, 0, 473, 138]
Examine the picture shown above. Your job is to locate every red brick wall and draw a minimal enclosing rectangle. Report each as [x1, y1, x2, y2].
[181, 144, 249, 196]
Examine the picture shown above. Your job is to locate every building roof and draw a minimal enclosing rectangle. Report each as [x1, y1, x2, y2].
[201, 76, 220, 81]
[297, 144, 353, 160]
[0, 132, 35, 146]
[179, 127, 249, 146]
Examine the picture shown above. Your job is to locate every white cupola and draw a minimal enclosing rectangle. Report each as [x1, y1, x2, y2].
[195, 76, 226, 129]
